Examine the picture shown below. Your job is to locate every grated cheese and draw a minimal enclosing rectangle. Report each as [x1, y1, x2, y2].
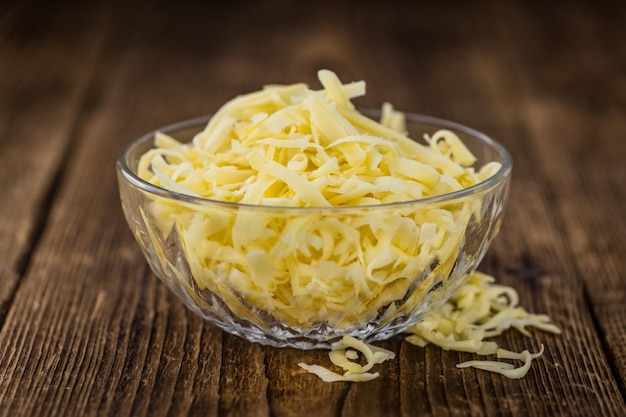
[456, 345, 545, 379]
[404, 271, 560, 378]
[298, 336, 396, 382]
[137, 70, 499, 329]
[300, 272, 560, 382]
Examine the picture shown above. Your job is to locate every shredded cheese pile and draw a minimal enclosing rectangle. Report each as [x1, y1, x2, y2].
[405, 271, 560, 378]
[137, 70, 503, 329]
[298, 336, 396, 382]
[300, 271, 560, 381]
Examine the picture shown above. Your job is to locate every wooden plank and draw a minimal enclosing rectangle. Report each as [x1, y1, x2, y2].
[217, 336, 269, 417]
[450, 3, 626, 414]
[265, 346, 350, 417]
[348, 1, 626, 415]
[487, 0, 626, 396]
[339, 338, 402, 417]
[0, 0, 111, 324]
[0, 1, 234, 415]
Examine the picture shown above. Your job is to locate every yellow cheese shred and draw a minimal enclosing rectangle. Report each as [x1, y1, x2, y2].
[298, 336, 396, 382]
[456, 345, 545, 379]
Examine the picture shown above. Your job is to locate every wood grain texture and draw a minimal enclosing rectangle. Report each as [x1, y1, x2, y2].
[0, 0, 624, 416]
[0, 0, 112, 323]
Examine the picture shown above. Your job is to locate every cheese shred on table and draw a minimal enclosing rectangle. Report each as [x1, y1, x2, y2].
[298, 336, 396, 382]
[300, 271, 560, 382]
[405, 271, 560, 378]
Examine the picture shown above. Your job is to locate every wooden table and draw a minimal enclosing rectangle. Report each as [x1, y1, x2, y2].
[1, 0, 625, 415]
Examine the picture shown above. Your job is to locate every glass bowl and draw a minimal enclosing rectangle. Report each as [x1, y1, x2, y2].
[116, 112, 512, 349]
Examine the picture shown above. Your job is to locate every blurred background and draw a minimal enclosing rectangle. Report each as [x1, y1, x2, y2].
[6, 0, 624, 134]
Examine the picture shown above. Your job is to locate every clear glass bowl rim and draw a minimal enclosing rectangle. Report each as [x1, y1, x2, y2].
[116, 111, 512, 211]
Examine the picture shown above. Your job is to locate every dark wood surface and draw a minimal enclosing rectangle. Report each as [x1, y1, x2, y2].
[1, 0, 625, 415]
